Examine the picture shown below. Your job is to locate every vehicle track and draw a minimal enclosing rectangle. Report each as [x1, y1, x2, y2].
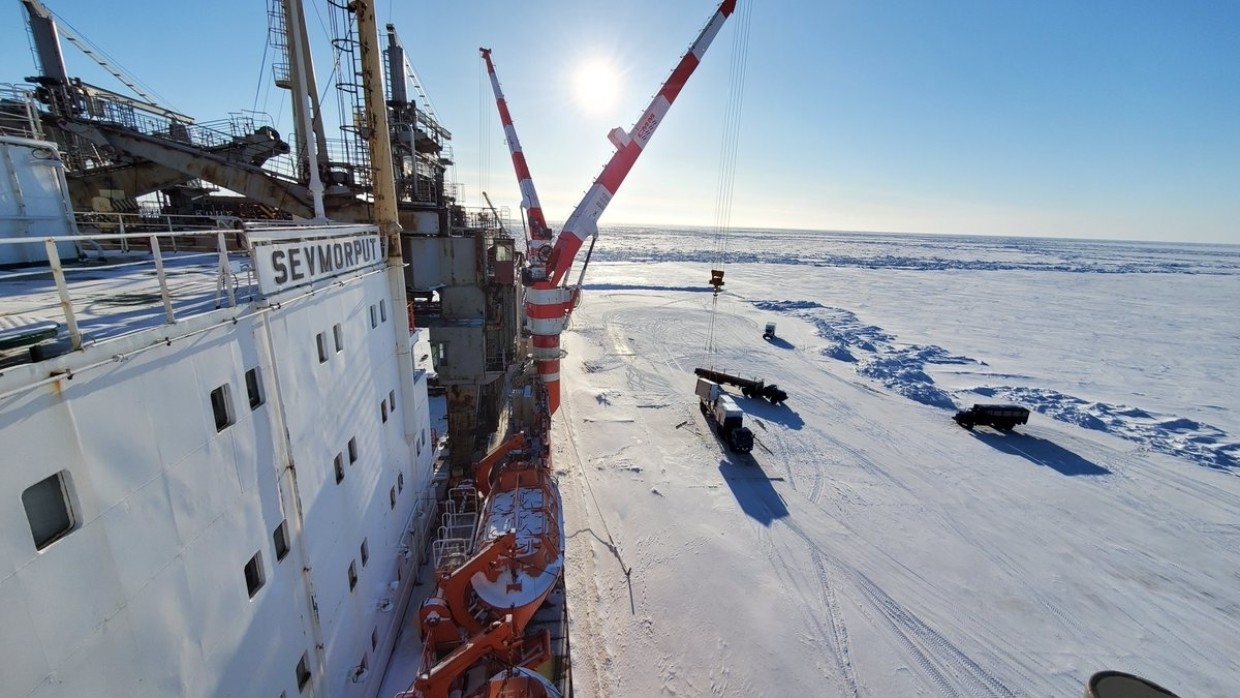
[780, 514, 1021, 697]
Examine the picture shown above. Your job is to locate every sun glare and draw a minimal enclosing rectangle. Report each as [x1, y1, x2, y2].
[572, 59, 621, 114]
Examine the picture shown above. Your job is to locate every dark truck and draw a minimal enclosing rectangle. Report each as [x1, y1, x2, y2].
[953, 404, 1030, 432]
[696, 378, 755, 454]
[693, 367, 788, 405]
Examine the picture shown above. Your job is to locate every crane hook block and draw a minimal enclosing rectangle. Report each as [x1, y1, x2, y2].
[709, 269, 725, 292]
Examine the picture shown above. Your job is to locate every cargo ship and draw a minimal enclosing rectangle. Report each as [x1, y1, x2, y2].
[0, 1, 735, 696]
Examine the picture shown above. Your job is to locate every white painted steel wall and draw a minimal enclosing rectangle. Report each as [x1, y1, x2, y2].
[0, 136, 78, 264]
[0, 269, 432, 696]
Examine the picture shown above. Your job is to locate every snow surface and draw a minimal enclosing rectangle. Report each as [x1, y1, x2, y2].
[554, 228, 1240, 697]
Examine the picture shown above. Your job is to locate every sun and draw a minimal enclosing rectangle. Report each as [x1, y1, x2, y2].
[571, 59, 622, 114]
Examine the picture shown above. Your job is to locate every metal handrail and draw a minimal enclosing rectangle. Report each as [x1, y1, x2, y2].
[1, 225, 249, 351]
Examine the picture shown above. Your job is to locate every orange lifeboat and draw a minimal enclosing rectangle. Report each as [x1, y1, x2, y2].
[467, 460, 563, 630]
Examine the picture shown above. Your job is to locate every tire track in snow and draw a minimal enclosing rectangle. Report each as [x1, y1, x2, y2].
[811, 549, 862, 697]
[757, 508, 860, 697]
[781, 516, 1018, 698]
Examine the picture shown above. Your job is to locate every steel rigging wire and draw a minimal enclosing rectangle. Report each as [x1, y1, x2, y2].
[705, 0, 754, 370]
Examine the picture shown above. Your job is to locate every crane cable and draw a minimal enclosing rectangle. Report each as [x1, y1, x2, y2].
[705, 0, 754, 370]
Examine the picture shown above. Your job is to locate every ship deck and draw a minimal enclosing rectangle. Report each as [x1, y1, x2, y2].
[0, 222, 366, 367]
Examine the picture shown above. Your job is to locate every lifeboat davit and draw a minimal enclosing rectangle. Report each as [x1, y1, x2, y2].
[482, 667, 562, 698]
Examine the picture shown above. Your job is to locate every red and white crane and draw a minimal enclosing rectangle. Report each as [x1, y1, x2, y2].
[480, 47, 553, 257]
[488, 0, 737, 413]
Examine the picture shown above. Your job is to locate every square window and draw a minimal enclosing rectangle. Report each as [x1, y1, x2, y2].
[334, 453, 345, 484]
[369, 305, 378, 329]
[23, 471, 75, 550]
[360, 538, 369, 567]
[316, 332, 328, 363]
[273, 520, 290, 561]
[245, 367, 264, 409]
[348, 560, 358, 591]
[389, 390, 396, 412]
[296, 653, 311, 691]
[379, 300, 387, 322]
[333, 323, 343, 353]
[210, 384, 235, 431]
[244, 551, 265, 598]
[348, 437, 358, 464]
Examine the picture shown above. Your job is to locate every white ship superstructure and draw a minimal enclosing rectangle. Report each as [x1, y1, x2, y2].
[0, 134, 438, 697]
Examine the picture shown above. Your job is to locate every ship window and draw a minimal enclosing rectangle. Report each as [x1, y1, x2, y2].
[244, 551, 265, 598]
[348, 560, 358, 591]
[333, 323, 343, 353]
[360, 538, 369, 567]
[245, 367, 264, 409]
[334, 454, 344, 484]
[210, 384, 235, 431]
[316, 332, 328, 363]
[23, 471, 76, 550]
[398, 472, 404, 493]
[389, 390, 396, 412]
[296, 653, 311, 691]
[389, 486, 396, 509]
[381, 400, 388, 423]
[370, 304, 377, 328]
[273, 520, 290, 561]
[348, 437, 358, 464]
[379, 300, 387, 322]
[371, 628, 378, 651]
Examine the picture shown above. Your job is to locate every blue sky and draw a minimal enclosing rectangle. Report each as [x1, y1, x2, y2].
[3, 0, 1237, 243]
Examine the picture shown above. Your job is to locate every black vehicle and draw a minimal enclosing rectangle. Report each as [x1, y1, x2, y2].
[953, 404, 1030, 431]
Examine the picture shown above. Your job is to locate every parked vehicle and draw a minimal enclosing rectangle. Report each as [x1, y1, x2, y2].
[695, 378, 755, 453]
[693, 367, 788, 405]
[953, 404, 1030, 431]
[763, 322, 776, 340]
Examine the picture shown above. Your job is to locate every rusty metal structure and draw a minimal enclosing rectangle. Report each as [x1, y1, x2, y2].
[11, 0, 522, 469]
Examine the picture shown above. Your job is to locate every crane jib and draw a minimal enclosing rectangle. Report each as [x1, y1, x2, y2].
[549, 0, 735, 284]
[522, 0, 738, 413]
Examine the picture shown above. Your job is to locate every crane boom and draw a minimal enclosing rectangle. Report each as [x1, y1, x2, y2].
[524, 0, 737, 414]
[480, 48, 552, 251]
[541, 0, 736, 287]
[22, 0, 172, 111]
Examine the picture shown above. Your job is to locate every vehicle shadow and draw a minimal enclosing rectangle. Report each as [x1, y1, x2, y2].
[719, 457, 789, 525]
[741, 397, 805, 431]
[972, 431, 1111, 476]
[763, 336, 794, 350]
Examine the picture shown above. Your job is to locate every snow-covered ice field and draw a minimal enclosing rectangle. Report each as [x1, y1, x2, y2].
[556, 228, 1240, 697]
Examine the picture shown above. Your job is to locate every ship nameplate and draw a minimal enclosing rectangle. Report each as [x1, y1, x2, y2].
[251, 230, 384, 295]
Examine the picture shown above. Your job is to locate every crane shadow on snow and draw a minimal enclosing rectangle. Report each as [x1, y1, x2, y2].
[971, 431, 1110, 476]
[718, 458, 789, 525]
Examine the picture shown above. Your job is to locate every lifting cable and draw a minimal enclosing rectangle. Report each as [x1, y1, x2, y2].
[705, 0, 754, 370]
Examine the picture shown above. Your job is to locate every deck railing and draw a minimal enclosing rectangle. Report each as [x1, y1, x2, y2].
[0, 222, 256, 353]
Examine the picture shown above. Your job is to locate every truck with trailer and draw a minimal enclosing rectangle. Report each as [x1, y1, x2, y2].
[693, 367, 788, 405]
[953, 404, 1030, 432]
[695, 378, 755, 454]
